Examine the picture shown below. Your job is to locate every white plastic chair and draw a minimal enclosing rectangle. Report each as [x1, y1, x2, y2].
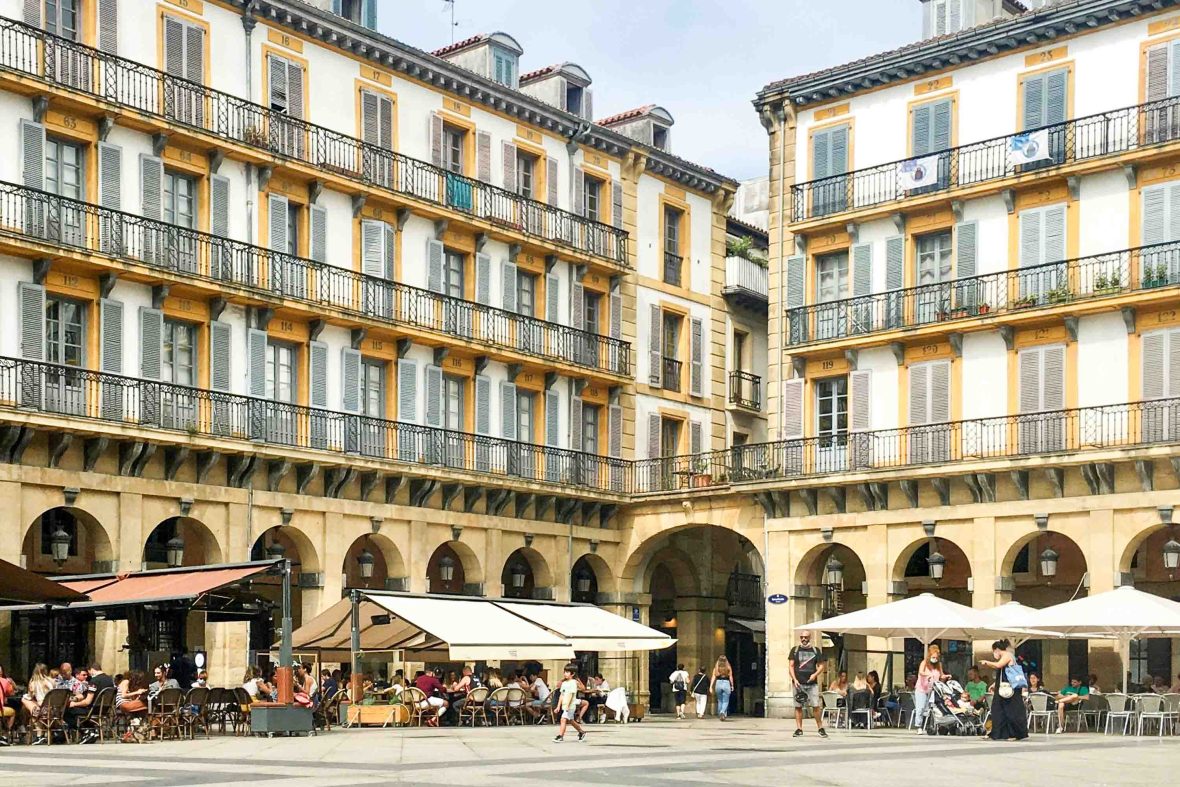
[847, 691, 874, 730]
[1136, 695, 1170, 736]
[1081, 692, 1106, 731]
[603, 687, 629, 724]
[820, 691, 845, 729]
[1103, 693, 1134, 735]
[1160, 693, 1180, 733]
[1026, 692, 1055, 734]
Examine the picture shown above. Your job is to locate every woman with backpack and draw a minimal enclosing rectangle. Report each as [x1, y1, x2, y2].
[690, 667, 710, 719]
[668, 664, 690, 719]
[980, 638, 1028, 741]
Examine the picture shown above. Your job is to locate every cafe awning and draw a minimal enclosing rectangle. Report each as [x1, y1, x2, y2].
[286, 592, 575, 661]
[0, 557, 87, 604]
[495, 600, 675, 651]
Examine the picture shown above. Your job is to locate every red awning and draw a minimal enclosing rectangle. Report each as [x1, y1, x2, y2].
[0, 558, 87, 604]
[58, 564, 272, 607]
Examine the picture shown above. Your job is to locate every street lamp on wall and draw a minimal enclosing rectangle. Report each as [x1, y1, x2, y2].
[1039, 546, 1059, 580]
[165, 534, 186, 568]
[927, 550, 946, 582]
[825, 556, 844, 589]
[509, 561, 527, 589]
[575, 567, 592, 594]
[49, 525, 71, 566]
[1163, 538, 1180, 576]
[266, 540, 286, 562]
[357, 548, 375, 580]
[439, 554, 456, 583]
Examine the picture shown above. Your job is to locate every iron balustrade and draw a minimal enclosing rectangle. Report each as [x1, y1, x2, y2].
[791, 94, 1180, 223]
[0, 181, 631, 376]
[0, 17, 628, 267]
[723, 255, 769, 300]
[0, 356, 631, 494]
[631, 396, 1180, 493]
[728, 370, 762, 410]
[661, 357, 683, 392]
[726, 572, 763, 609]
[663, 251, 683, 287]
[785, 240, 1180, 347]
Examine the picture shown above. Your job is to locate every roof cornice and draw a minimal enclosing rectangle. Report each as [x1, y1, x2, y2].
[242, 1, 735, 191]
[755, 0, 1179, 110]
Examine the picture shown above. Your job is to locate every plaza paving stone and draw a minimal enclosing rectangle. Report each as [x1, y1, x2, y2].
[0, 717, 1174, 785]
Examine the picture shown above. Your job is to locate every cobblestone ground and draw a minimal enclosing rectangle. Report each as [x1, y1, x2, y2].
[0, 716, 1174, 785]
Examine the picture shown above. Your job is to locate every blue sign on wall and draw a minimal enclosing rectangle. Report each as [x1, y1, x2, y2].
[632, 606, 641, 621]
[767, 593, 789, 605]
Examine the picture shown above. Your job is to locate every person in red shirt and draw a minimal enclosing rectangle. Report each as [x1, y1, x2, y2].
[413, 668, 448, 727]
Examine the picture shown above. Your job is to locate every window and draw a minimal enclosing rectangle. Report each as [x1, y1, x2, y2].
[652, 126, 669, 151]
[44, 0, 79, 40]
[517, 272, 536, 318]
[584, 292, 601, 334]
[265, 341, 296, 403]
[1019, 68, 1068, 169]
[44, 138, 83, 200]
[286, 201, 300, 257]
[732, 432, 748, 447]
[581, 404, 600, 455]
[162, 320, 195, 385]
[583, 174, 602, 221]
[361, 358, 384, 418]
[732, 331, 747, 372]
[339, 0, 362, 23]
[815, 377, 848, 441]
[516, 151, 536, 199]
[444, 126, 465, 174]
[516, 391, 535, 444]
[660, 416, 681, 457]
[163, 170, 196, 229]
[443, 249, 465, 299]
[663, 207, 683, 286]
[45, 296, 85, 369]
[916, 230, 953, 323]
[163, 15, 205, 123]
[492, 46, 517, 88]
[816, 252, 849, 303]
[565, 84, 584, 116]
[443, 374, 464, 431]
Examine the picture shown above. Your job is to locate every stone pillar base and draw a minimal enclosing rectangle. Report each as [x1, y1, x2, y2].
[766, 693, 798, 719]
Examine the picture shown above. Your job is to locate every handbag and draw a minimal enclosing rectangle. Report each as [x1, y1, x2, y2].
[794, 686, 809, 705]
[1004, 662, 1028, 690]
[998, 682, 1014, 699]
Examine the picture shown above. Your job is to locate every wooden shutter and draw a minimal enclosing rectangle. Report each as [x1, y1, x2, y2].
[139, 307, 163, 379]
[1147, 43, 1170, 103]
[268, 194, 288, 253]
[1018, 348, 1042, 414]
[609, 290, 622, 339]
[546, 157, 558, 204]
[1019, 208, 1042, 267]
[164, 16, 184, 76]
[647, 413, 661, 458]
[573, 167, 585, 216]
[97, 143, 121, 210]
[361, 219, 385, 278]
[474, 375, 491, 435]
[690, 420, 703, 455]
[500, 381, 517, 440]
[500, 259, 516, 311]
[185, 21, 204, 85]
[909, 361, 950, 425]
[812, 125, 849, 179]
[429, 113, 443, 167]
[210, 174, 229, 235]
[545, 273, 560, 323]
[932, 99, 952, 152]
[1143, 185, 1168, 246]
[424, 365, 443, 427]
[911, 103, 932, 156]
[268, 54, 289, 113]
[475, 131, 491, 182]
[608, 404, 622, 457]
[247, 328, 267, 398]
[689, 316, 704, 397]
[474, 252, 491, 305]
[100, 299, 123, 375]
[913, 99, 951, 155]
[852, 243, 872, 297]
[545, 390, 560, 446]
[885, 236, 905, 289]
[139, 154, 163, 220]
[571, 281, 585, 330]
[361, 90, 379, 145]
[648, 304, 662, 385]
[308, 341, 328, 409]
[309, 204, 327, 263]
[909, 363, 930, 427]
[426, 238, 444, 293]
[23, 0, 39, 26]
[849, 370, 872, 432]
[1023, 73, 1045, 130]
[1044, 70, 1067, 127]
[786, 255, 805, 308]
[782, 378, 805, 440]
[955, 222, 977, 279]
[501, 141, 516, 191]
[1042, 345, 1065, 411]
[584, 89, 594, 121]
[210, 322, 231, 391]
[1142, 329, 1180, 400]
[570, 396, 583, 451]
[611, 181, 624, 229]
[20, 120, 44, 190]
[397, 359, 418, 422]
[378, 94, 393, 149]
[1044, 205, 1066, 263]
[19, 282, 44, 360]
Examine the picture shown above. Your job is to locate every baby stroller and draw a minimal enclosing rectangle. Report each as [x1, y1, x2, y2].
[927, 679, 985, 736]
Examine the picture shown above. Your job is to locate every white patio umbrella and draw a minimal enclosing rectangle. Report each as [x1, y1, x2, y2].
[978, 601, 1055, 645]
[1022, 586, 1180, 693]
[799, 592, 1015, 645]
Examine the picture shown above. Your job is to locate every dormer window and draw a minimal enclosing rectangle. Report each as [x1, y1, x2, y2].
[492, 46, 518, 88]
[652, 126, 669, 151]
[566, 84, 584, 116]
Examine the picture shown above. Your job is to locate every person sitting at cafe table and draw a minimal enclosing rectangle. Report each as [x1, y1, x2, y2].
[450, 666, 476, 716]
[64, 668, 97, 733]
[242, 667, 273, 703]
[1054, 676, 1090, 733]
[114, 670, 149, 740]
[148, 664, 180, 701]
[964, 668, 989, 710]
[524, 672, 551, 720]
[414, 668, 448, 726]
[56, 662, 79, 692]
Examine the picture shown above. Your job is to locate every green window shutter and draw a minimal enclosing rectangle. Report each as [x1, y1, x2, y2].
[19, 282, 45, 361]
[812, 128, 830, 180]
[100, 299, 124, 375]
[247, 328, 267, 398]
[829, 126, 849, 176]
[209, 322, 231, 391]
[308, 341, 328, 409]
[499, 381, 517, 440]
[424, 365, 443, 427]
[309, 204, 327, 263]
[397, 358, 418, 422]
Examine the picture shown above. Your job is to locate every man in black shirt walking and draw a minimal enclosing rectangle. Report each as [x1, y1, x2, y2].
[788, 631, 827, 738]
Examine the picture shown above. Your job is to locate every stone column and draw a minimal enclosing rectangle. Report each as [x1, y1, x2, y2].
[597, 594, 649, 707]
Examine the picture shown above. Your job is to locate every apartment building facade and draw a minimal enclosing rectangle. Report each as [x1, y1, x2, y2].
[746, 0, 1180, 715]
[0, 0, 741, 683]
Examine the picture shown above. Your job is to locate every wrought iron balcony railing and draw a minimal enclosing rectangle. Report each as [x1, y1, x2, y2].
[0, 17, 628, 266]
[786, 240, 1180, 348]
[663, 251, 683, 287]
[0, 356, 630, 494]
[728, 370, 762, 411]
[791, 94, 1180, 223]
[0, 182, 631, 376]
[661, 357, 683, 392]
[726, 572, 763, 609]
[632, 396, 1180, 493]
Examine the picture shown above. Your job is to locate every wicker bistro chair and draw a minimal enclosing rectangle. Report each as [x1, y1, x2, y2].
[182, 687, 210, 739]
[486, 687, 513, 726]
[75, 686, 117, 743]
[149, 688, 185, 741]
[507, 686, 528, 725]
[458, 686, 489, 727]
[29, 688, 71, 745]
[1136, 694, 1171, 737]
[1103, 693, 1135, 735]
[201, 687, 228, 733]
[314, 690, 344, 732]
[232, 688, 254, 735]
[401, 687, 431, 727]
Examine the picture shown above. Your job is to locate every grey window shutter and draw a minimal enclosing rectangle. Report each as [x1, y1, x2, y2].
[930, 360, 951, 423]
[210, 174, 229, 235]
[1148, 44, 1169, 102]
[20, 120, 44, 190]
[932, 100, 952, 151]
[424, 365, 443, 427]
[382, 222, 395, 279]
[426, 238, 444, 293]
[786, 255, 805, 308]
[23, 0, 39, 26]
[210, 321, 231, 391]
[690, 420, 703, 455]
[545, 273, 560, 322]
[341, 347, 361, 413]
[429, 113, 443, 167]
[1018, 348, 1041, 413]
[501, 141, 516, 192]
[286, 62, 304, 120]
[852, 243, 872, 297]
[647, 412, 661, 458]
[955, 222, 977, 278]
[611, 181, 623, 229]
[812, 128, 830, 180]
[829, 126, 849, 175]
[309, 204, 327, 263]
[140, 154, 163, 220]
[309, 341, 328, 409]
[648, 304, 662, 385]
[849, 370, 871, 432]
[1143, 185, 1167, 246]
[1044, 205, 1066, 263]
[378, 94, 393, 149]
[98, 0, 119, 54]
[545, 390, 560, 446]
[583, 88, 594, 121]
[397, 358, 418, 422]
[19, 282, 44, 360]
[186, 22, 204, 85]
[609, 290, 622, 339]
[546, 157, 558, 204]
[474, 375, 491, 435]
[247, 328, 268, 398]
[100, 299, 123, 375]
[1142, 331, 1166, 400]
[570, 396, 583, 451]
[361, 90, 379, 144]
[1023, 74, 1045, 130]
[268, 54, 288, 110]
[268, 194, 288, 253]
[689, 316, 704, 397]
[98, 143, 122, 210]
[1171, 41, 1180, 96]
[499, 381, 517, 440]
[782, 378, 805, 440]
[909, 364, 930, 426]
[911, 104, 932, 156]
[1045, 70, 1067, 127]
[500, 259, 516, 311]
[1042, 345, 1065, 410]
[164, 16, 184, 76]
[474, 252, 491, 305]
[1020, 209, 1042, 267]
[139, 307, 163, 380]
[571, 281, 585, 330]
[573, 167, 585, 216]
[476, 131, 492, 182]
[361, 219, 385, 278]
[608, 404, 622, 457]
[885, 236, 905, 289]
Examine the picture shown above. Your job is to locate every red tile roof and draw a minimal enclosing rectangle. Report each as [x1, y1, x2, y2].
[596, 104, 657, 127]
[520, 63, 560, 83]
[430, 33, 488, 58]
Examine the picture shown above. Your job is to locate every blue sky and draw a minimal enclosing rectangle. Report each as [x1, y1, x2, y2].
[378, 1, 922, 181]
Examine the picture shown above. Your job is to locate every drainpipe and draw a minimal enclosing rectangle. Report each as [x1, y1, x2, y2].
[564, 120, 594, 212]
[242, 3, 258, 244]
[774, 102, 788, 438]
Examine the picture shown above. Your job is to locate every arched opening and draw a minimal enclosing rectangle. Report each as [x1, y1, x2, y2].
[571, 554, 613, 603]
[341, 533, 407, 591]
[793, 543, 868, 675]
[500, 547, 553, 600]
[1118, 524, 1180, 686]
[248, 526, 320, 655]
[142, 517, 223, 569]
[426, 542, 482, 596]
[892, 536, 973, 683]
[22, 506, 113, 576]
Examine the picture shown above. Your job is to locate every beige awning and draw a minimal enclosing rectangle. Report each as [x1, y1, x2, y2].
[494, 601, 675, 651]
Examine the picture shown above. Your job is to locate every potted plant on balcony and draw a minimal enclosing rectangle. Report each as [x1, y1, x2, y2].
[725, 236, 768, 267]
[691, 457, 713, 488]
[1045, 285, 1072, 305]
[976, 302, 992, 315]
[1144, 263, 1171, 289]
[1093, 271, 1122, 295]
[241, 124, 267, 147]
[1013, 294, 1040, 309]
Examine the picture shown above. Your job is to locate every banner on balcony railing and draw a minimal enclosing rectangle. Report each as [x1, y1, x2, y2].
[897, 155, 940, 190]
[1008, 129, 1051, 166]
